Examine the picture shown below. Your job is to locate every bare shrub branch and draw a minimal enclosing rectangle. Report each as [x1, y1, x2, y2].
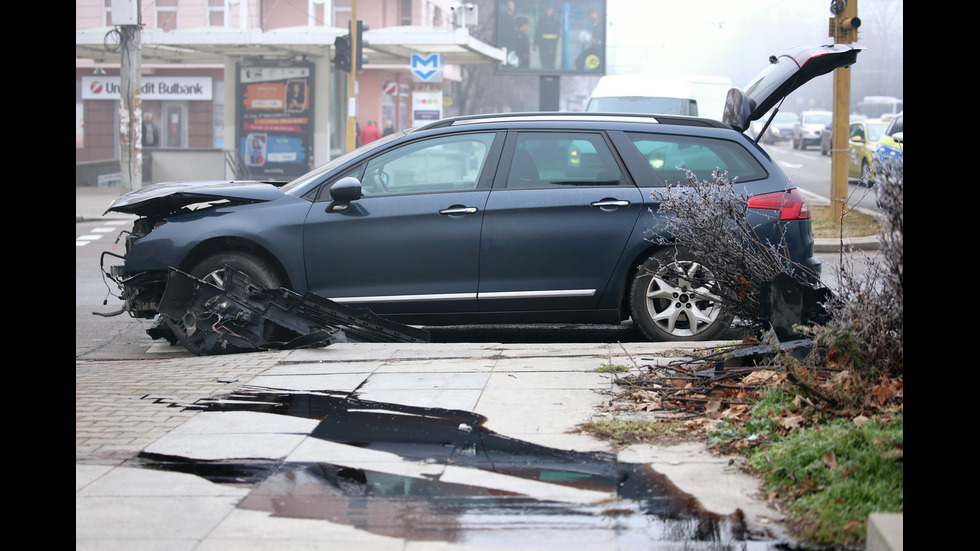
[649, 171, 816, 326]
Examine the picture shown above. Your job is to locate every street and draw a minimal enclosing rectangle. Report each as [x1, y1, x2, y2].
[760, 139, 881, 213]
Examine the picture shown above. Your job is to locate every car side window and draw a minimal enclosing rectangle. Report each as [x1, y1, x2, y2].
[360, 133, 497, 197]
[505, 132, 623, 189]
[626, 132, 767, 185]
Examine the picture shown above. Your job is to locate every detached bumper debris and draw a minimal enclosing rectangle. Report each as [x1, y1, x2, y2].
[722, 274, 836, 368]
[151, 266, 429, 355]
[759, 273, 834, 342]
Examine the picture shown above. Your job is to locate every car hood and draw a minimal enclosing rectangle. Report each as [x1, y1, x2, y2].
[723, 44, 862, 132]
[105, 180, 287, 217]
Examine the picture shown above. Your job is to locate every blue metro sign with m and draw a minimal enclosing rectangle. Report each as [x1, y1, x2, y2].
[411, 54, 443, 82]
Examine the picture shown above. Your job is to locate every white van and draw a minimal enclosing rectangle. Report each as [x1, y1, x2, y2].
[585, 74, 732, 121]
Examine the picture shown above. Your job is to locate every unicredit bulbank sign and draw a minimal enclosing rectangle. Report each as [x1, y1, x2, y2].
[81, 76, 213, 101]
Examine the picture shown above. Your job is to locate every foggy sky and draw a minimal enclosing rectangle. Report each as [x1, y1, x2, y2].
[604, 0, 903, 111]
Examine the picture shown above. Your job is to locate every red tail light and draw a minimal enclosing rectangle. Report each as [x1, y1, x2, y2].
[747, 189, 811, 220]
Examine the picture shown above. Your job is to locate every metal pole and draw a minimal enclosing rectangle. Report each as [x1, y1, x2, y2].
[118, 24, 143, 192]
[831, 0, 858, 225]
[346, 2, 358, 152]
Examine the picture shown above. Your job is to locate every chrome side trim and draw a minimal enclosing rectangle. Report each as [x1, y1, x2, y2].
[478, 289, 597, 300]
[329, 289, 597, 304]
[330, 293, 477, 304]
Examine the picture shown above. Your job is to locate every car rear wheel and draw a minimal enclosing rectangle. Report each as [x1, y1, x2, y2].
[629, 249, 732, 342]
[163, 252, 285, 354]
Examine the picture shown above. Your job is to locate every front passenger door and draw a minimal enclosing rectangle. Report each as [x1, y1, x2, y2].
[302, 132, 501, 315]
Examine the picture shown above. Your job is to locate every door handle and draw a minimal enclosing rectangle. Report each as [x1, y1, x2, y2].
[439, 206, 478, 215]
[590, 200, 630, 208]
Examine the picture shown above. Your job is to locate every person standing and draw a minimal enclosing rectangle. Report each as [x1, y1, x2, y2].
[535, 4, 561, 70]
[575, 9, 604, 71]
[382, 120, 395, 136]
[360, 120, 381, 145]
[512, 16, 531, 68]
[141, 112, 159, 147]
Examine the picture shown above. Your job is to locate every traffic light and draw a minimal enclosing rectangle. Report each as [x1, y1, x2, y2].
[333, 34, 351, 72]
[353, 20, 369, 73]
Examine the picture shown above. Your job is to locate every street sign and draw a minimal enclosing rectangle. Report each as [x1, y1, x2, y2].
[411, 54, 443, 83]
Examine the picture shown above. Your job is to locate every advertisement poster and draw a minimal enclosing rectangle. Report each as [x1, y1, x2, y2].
[237, 64, 314, 180]
[496, 0, 606, 75]
[412, 91, 443, 127]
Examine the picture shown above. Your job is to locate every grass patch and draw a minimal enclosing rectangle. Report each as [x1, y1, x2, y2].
[594, 361, 630, 373]
[810, 204, 881, 238]
[711, 389, 903, 547]
[578, 419, 684, 446]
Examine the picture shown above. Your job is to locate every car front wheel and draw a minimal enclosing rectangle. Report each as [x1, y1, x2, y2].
[629, 249, 732, 342]
[163, 251, 285, 354]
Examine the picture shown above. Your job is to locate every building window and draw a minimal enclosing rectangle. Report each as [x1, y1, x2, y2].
[207, 0, 226, 27]
[156, 0, 178, 31]
[333, 0, 351, 27]
[401, 0, 412, 25]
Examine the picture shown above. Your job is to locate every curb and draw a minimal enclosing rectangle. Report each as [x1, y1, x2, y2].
[813, 235, 881, 253]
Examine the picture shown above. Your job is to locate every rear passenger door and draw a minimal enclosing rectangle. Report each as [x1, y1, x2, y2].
[478, 131, 643, 312]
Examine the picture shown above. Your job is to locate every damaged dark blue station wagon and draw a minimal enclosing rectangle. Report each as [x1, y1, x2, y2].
[102, 45, 859, 351]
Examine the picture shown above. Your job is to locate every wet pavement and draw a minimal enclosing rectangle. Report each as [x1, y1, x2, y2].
[77, 342, 793, 550]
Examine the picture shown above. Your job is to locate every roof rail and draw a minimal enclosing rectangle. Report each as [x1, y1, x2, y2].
[413, 111, 728, 130]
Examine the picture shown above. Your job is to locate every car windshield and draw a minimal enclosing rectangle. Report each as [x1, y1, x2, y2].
[886, 115, 903, 136]
[279, 130, 407, 194]
[774, 112, 797, 123]
[866, 122, 888, 141]
[587, 96, 688, 115]
[803, 112, 831, 125]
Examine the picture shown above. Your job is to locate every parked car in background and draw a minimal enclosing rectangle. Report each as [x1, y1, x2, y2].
[762, 111, 798, 144]
[846, 119, 889, 183]
[875, 111, 903, 171]
[100, 45, 861, 353]
[793, 110, 832, 150]
[819, 120, 834, 155]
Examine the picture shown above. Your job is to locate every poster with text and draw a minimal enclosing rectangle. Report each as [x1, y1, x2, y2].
[237, 64, 314, 180]
[496, 0, 606, 75]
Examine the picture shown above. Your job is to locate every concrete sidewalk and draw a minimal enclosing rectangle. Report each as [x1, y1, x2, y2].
[77, 342, 794, 550]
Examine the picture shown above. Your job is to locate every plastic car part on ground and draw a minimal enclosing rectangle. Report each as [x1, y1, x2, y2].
[151, 266, 430, 355]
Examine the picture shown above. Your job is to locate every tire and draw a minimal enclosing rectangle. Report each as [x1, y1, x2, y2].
[164, 252, 285, 355]
[629, 249, 732, 342]
[189, 251, 282, 289]
[860, 160, 874, 186]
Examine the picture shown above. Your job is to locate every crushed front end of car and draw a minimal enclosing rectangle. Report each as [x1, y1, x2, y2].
[97, 181, 429, 355]
[152, 266, 429, 355]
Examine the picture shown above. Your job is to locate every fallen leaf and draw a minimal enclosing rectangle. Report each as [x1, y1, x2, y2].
[742, 370, 779, 386]
[779, 414, 805, 430]
[822, 452, 838, 471]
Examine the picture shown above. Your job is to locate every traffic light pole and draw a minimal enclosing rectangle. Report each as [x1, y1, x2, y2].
[830, 0, 859, 225]
[346, 1, 358, 153]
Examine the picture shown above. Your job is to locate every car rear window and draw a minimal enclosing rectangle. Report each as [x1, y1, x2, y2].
[625, 132, 767, 185]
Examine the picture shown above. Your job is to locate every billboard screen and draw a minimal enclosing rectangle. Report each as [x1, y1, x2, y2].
[236, 64, 315, 180]
[496, 0, 606, 75]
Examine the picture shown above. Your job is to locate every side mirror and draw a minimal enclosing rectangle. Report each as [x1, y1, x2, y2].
[326, 176, 362, 212]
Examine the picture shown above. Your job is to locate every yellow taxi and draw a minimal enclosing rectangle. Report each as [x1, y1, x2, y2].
[848, 118, 889, 183]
